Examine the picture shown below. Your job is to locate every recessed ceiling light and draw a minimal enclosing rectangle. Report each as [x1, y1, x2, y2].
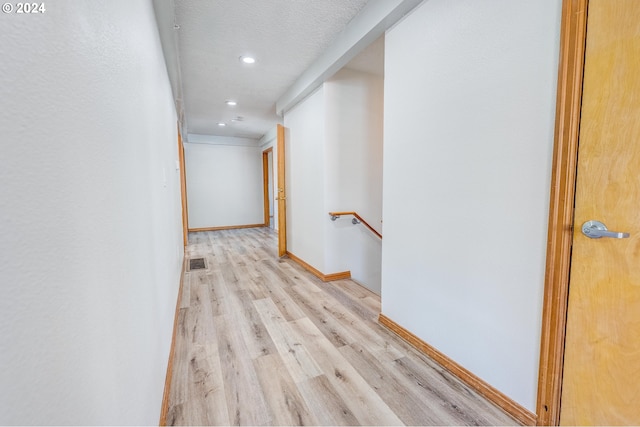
[240, 56, 256, 64]
[225, 100, 237, 106]
[217, 122, 226, 127]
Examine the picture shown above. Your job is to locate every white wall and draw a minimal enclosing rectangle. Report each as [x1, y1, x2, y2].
[325, 68, 384, 293]
[0, 1, 183, 424]
[184, 139, 263, 229]
[381, 0, 561, 412]
[284, 71, 384, 294]
[284, 88, 327, 270]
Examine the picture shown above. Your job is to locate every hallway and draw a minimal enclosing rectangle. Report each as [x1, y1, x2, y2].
[165, 228, 517, 425]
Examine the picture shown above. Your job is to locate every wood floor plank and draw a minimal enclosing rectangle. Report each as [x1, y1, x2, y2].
[316, 278, 381, 320]
[230, 289, 278, 360]
[199, 343, 231, 425]
[391, 355, 516, 426]
[259, 257, 304, 288]
[169, 229, 519, 426]
[168, 308, 189, 406]
[340, 342, 464, 425]
[289, 317, 404, 426]
[253, 298, 323, 383]
[215, 313, 273, 426]
[190, 274, 218, 344]
[179, 273, 191, 309]
[206, 270, 226, 317]
[284, 282, 359, 348]
[297, 375, 361, 426]
[286, 281, 405, 362]
[256, 264, 308, 321]
[170, 344, 229, 426]
[242, 274, 270, 300]
[253, 353, 319, 426]
[217, 261, 279, 363]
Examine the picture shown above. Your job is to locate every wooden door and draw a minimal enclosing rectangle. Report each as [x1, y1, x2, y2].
[560, 1, 640, 424]
[276, 124, 287, 257]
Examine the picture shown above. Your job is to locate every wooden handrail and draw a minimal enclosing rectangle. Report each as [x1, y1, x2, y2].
[328, 211, 382, 239]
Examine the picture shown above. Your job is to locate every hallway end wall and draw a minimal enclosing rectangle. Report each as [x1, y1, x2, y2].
[0, 1, 184, 424]
[184, 139, 264, 229]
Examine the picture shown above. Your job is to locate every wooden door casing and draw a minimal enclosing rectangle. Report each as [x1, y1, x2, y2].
[559, 1, 640, 424]
[277, 124, 287, 257]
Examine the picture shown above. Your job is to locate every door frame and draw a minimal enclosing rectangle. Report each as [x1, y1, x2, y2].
[262, 147, 273, 227]
[178, 124, 189, 247]
[536, 0, 588, 424]
[276, 124, 287, 257]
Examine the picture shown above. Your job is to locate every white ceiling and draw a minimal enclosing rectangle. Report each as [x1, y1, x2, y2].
[153, 0, 422, 141]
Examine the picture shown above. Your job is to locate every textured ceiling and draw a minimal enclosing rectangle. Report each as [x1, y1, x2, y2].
[175, 0, 371, 140]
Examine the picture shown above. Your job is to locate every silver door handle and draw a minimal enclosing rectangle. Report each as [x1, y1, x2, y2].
[581, 220, 630, 239]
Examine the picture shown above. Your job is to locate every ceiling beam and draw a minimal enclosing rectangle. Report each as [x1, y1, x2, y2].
[275, 0, 424, 116]
[152, 0, 185, 122]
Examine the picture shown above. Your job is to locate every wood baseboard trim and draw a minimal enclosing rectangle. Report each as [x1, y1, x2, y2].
[188, 223, 265, 232]
[286, 251, 351, 282]
[322, 271, 352, 281]
[159, 256, 187, 426]
[378, 313, 537, 426]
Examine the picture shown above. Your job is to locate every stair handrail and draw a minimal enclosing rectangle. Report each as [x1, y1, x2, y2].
[328, 211, 382, 239]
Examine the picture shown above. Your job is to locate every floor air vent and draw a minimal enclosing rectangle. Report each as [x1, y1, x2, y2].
[189, 258, 206, 270]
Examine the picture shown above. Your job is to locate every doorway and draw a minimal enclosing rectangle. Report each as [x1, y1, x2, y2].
[262, 147, 274, 229]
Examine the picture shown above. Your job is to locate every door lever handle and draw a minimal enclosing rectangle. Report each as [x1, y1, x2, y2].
[581, 220, 630, 239]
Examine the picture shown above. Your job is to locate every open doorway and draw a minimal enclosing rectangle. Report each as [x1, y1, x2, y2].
[262, 147, 274, 229]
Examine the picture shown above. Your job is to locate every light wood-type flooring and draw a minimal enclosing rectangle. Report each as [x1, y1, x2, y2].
[166, 228, 518, 426]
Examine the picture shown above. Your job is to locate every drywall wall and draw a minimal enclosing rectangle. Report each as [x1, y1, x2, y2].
[184, 139, 263, 229]
[283, 70, 384, 293]
[0, 1, 183, 424]
[284, 88, 327, 270]
[381, 0, 561, 411]
[325, 68, 384, 293]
